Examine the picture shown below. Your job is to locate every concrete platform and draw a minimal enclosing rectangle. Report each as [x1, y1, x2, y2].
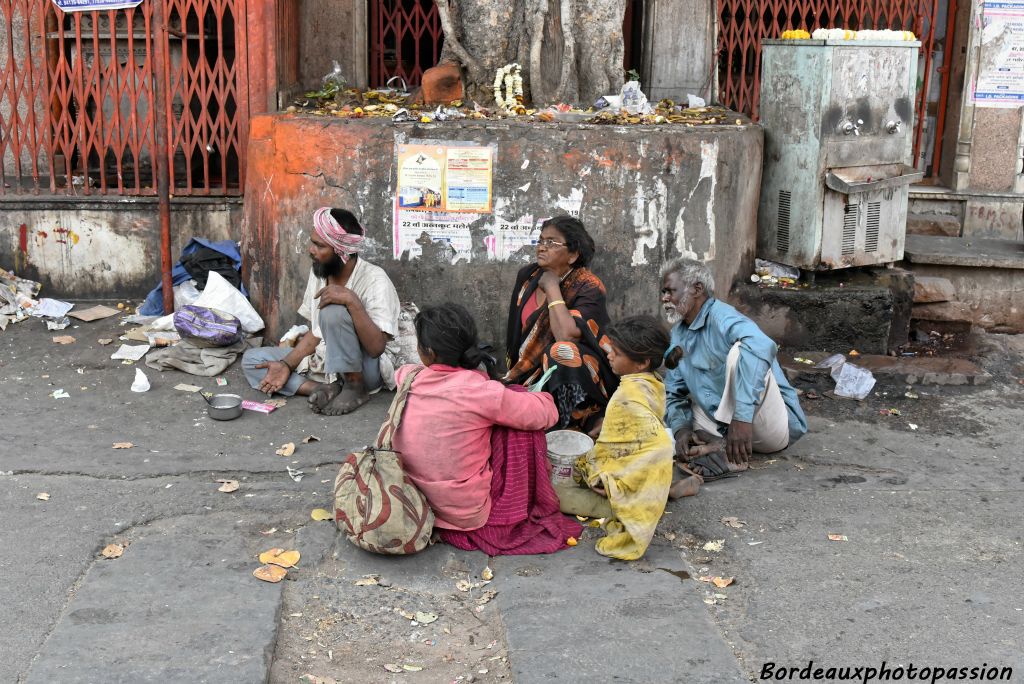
[242, 113, 764, 350]
[734, 268, 914, 355]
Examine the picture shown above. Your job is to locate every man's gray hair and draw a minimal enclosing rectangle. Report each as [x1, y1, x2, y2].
[659, 257, 715, 296]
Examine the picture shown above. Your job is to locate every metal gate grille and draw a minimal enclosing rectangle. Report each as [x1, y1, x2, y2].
[717, 0, 942, 160]
[369, 0, 443, 88]
[0, 0, 248, 196]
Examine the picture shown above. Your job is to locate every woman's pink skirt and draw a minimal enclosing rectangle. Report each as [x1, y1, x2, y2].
[439, 426, 582, 555]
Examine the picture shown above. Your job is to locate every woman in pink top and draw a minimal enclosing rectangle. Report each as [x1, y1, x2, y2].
[392, 303, 567, 542]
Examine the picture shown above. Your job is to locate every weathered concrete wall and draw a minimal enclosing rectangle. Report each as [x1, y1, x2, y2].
[0, 198, 242, 298]
[242, 113, 763, 348]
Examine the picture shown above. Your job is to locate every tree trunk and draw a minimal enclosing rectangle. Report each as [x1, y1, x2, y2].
[436, 0, 626, 108]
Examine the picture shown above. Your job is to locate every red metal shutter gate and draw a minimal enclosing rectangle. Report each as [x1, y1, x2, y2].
[368, 0, 443, 88]
[0, 0, 249, 196]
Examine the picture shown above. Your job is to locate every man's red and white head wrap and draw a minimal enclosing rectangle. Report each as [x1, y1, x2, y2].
[313, 207, 364, 263]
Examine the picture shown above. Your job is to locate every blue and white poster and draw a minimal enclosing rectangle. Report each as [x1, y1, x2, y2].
[52, 0, 144, 12]
[974, 0, 1024, 106]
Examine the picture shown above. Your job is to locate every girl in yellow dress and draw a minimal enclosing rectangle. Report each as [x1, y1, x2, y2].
[575, 315, 676, 560]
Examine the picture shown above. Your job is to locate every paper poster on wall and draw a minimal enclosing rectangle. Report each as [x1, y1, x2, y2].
[396, 140, 495, 212]
[396, 144, 446, 210]
[973, 0, 1024, 107]
[52, 0, 143, 11]
[393, 204, 478, 262]
[485, 215, 539, 261]
[445, 146, 494, 212]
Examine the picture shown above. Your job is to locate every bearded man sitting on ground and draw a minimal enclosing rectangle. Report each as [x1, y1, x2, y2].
[242, 207, 401, 415]
[660, 257, 807, 493]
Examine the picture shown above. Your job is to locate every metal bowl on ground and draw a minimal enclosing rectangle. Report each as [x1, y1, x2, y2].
[208, 393, 243, 421]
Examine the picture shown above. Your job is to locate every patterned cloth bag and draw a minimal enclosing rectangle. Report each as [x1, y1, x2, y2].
[334, 368, 434, 554]
[172, 305, 242, 347]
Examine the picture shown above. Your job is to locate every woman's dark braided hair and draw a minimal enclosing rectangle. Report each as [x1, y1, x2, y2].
[414, 303, 498, 379]
[605, 315, 671, 372]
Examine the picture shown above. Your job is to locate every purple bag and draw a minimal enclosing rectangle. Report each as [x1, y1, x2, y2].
[173, 305, 242, 347]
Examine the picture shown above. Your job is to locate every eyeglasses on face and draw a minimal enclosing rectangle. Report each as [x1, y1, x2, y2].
[536, 238, 567, 249]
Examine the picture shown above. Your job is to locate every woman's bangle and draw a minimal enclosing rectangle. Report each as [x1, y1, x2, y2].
[547, 299, 566, 310]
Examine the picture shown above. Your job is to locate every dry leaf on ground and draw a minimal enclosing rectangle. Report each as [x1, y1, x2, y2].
[260, 527, 278, 536]
[354, 575, 380, 586]
[97, 338, 113, 345]
[703, 539, 725, 552]
[414, 611, 438, 624]
[476, 590, 497, 606]
[403, 665, 424, 672]
[276, 442, 295, 457]
[36, 493, 50, 501]
[481, 566, 494, 581]
[828, 534, 849, 542]
[712, 576, 735, 588]
[101, 543, 124, 559]
[383, 664, 403, 673]
[258, 548, 300, 568]
[720, 516, 746, 529]
[217, 479, 240, 493]
[112, 442, 134, 449]
[302, 435, 320, 444]
[298, 675, 338, 684]
[310, 508, 332, 521]
[52, 335, 76, 344]
[253, 564, 288, 583]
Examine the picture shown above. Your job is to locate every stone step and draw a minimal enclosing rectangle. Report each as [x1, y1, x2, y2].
[780, 351, 991, 386]
[902, 235, 1024, 334]
[906, 212, 961, 237]
[912, 301, 974, 324]
[913, 275, 956, 304]
[904, 234, 1024, 269]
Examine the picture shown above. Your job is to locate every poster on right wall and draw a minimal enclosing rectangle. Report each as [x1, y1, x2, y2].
[973, 0, 1024, 107]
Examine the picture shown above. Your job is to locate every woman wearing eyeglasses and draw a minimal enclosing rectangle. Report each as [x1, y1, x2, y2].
[504, 215, 618, 435]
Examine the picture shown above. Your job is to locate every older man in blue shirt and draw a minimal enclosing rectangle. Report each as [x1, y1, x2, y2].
[661, 258, 806, 480]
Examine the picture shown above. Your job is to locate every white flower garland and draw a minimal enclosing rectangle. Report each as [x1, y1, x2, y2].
[493, 63, 524, 114]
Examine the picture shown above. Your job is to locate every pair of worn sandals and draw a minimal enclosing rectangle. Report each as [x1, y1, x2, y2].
[670, 452, 739, 499]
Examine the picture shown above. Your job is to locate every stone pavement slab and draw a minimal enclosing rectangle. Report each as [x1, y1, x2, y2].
[25, 515, 283, 684]
[492, 538, 746, 684]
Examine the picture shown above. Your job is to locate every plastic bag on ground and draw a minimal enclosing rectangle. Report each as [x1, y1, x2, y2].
[755, 258, 801, 280]
[131, 368, 151, 392]
[173, 280, 202, 311]
[816, 353, 875, 400]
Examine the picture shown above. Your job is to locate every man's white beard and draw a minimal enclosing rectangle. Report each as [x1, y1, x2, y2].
[663, 304, 682, 326]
